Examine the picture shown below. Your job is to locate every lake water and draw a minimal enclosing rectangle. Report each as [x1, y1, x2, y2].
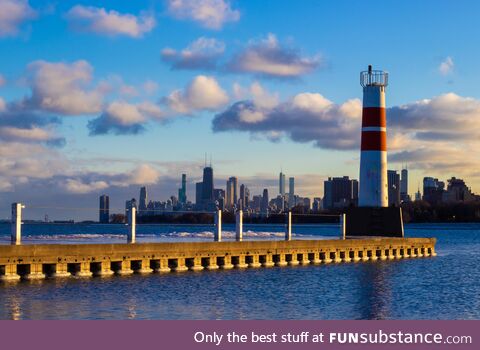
[0, 223, 478, 320]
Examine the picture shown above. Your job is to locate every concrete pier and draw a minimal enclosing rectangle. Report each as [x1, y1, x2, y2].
[0, 238, 436, 281]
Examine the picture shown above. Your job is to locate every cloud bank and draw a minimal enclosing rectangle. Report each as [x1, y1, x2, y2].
[227, 34, 322, 78]
[66, 5, 155, 38]
[166, 0, 240, 29]
[0, 0, 36, 37]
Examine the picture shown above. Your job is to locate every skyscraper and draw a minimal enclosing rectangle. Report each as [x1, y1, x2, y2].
[226, 177, 238, 209]
[139, 186, 147, 212]
[387, 170, 400, 206]
[288, 177, 295, 208]
[178, 174, 187, 204]
[279, 172, 285, 196]
[99, 194, 109, 223]
[201, 166, 214, 205]
[323, 176, 359, 209]
[195, 182, 203, 207]
[400, 168, 409, 202]
[261, 189, 269, 215]
[239, 184, 249, 210]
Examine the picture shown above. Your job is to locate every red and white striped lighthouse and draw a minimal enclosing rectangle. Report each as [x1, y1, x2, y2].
[359, 65, 388, 207]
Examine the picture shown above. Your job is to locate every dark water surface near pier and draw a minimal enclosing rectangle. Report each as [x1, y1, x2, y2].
[0, 223, 478, 319]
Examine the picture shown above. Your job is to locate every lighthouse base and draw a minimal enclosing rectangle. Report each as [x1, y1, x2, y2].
[345, 207, 404, 238]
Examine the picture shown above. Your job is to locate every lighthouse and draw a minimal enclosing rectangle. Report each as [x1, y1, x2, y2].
[359, 65, 388, 207]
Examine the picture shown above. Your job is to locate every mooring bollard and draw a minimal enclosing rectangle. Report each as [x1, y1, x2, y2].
[214, 210, 222, 242]
[235, 210, 243, 241]
[285, 211, 292, 241]
[127, 206, 136, 243]
[340, 213, 346, 239]
[11, 202, 24, 245]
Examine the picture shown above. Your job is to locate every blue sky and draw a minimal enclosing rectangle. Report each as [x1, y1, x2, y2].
[1, 0, 479, 220]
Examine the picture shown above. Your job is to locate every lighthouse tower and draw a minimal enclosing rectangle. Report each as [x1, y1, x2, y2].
[359, 65, 388, 207]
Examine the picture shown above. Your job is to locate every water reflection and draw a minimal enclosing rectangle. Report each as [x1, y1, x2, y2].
[355, 262, 393, 319]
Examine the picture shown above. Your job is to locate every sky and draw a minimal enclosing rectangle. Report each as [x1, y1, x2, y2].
[1, 0, 480, 220]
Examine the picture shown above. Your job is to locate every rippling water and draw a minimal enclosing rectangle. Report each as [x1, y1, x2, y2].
[0, 223, 478, 320]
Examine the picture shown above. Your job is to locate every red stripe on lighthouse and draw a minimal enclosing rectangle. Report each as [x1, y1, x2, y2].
[361, 131, 387, 151]
[362, 107, 386, 127]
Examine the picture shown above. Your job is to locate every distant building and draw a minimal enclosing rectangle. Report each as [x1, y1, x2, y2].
[323, 176, 358, 209]
[195, 182, 203, 207]
[303, 197, 311, 210]
[443, 177, 476, 202]
[139, 186, 148, 213]
[261, 189, 269, 215]
[202, 166, 214, 205]
[239, 184, 249, 210]
[226, 177, 238, 209]
[252, 195, 262, 212]
[99, 194, 109, 223]
[213, 188, 225, 201]
[313, 197, 322, 212]
[279, 172, 286, 196]
[400, 168, 409, 202]
[388, 170, 400, 206]
[178, 174, 187, 205]
[415, 188, 421, 201]
[288, 177, 295, 208]
[423, 177, 445, 205]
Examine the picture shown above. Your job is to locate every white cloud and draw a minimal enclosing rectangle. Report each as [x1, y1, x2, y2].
[166, 0, 240, 29]
[0, 126, 56, 142]
[161, 37, 225, 70]
[0, 0, 36, 37]
[232, 81, 279, 109]
[143, 80, 159, 94]
[213, 92, 361, 149]
[166, 75, 229, 114]
[88, 100, 167, 135]
[26, 60, 104, 115]
[66, 5, 155, 38]
[62, 179, 109, 194]
[439, 56, 454, 76]
[125, 164, 160, 185]
[227, 34, 322, 78]
[0, 97, 5, 112]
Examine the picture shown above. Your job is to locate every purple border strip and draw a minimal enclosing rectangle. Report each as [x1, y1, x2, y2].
[0, 320, 477, 350]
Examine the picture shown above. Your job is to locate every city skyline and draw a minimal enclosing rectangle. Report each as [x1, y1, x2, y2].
[2, 0, 480, 220]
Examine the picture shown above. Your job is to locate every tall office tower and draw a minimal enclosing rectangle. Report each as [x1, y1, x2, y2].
[423, 177, 445, 205]
[323, 176, 359, 209]
[387, 170, 401, 206]
[202, 166, 214, 204]
[261, 189, 269, 214]
[99, 194, 109, 223]
[178, 174, 187, 204]
[279, 172, 286, 196]
[239, 184, 246, 210]
[226, 179, 233, 208]
[226, 177, 238, 209]
[400, 168, 408, 202]
[359, 65, 389, 207]
[139, 186, 148, 212]
[288, 177, 295, 208]
[195, 182, 203, 206]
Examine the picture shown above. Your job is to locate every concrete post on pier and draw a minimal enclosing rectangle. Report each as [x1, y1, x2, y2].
[235, 210, 243, 242]
[285, 211, 292, 241]
[11, 203, 24, 245]
[214, 210, 222, 242]
[127, 207, 136, 243]
[340, 213, 346, 240]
